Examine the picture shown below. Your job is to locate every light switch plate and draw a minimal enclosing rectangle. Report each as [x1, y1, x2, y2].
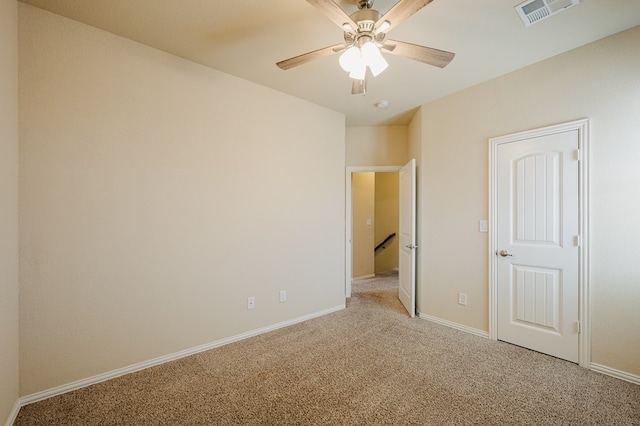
[479, 220, 488, 233]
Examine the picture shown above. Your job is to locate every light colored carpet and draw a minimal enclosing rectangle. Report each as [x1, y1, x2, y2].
[352, 270, 399, 294]
[15, 273, 640, 425]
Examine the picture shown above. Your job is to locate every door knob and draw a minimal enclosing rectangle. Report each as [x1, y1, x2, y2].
[499, 250, 513, 257]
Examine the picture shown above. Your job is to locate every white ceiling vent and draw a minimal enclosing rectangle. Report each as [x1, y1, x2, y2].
[515, 0, 581, 27]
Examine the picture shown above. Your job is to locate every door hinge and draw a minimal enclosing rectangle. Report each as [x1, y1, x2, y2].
[574, 235, 581, 247]
[574, 149, 580, 161]
[577, 321, 581, 334]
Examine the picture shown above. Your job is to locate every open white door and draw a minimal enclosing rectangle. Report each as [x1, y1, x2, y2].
[399, 159, 417, 317]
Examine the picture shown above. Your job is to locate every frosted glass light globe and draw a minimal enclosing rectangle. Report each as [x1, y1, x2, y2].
[361, 41, 388, 77]
[339, 46, 361, 72]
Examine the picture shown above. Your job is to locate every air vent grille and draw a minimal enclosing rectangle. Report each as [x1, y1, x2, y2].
[515, 0, 580, 27]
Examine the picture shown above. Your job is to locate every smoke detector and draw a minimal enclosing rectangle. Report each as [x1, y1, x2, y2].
[515, 0, 581, 27]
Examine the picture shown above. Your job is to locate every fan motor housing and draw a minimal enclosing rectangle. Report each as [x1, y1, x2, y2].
[351, 9, 382, 33]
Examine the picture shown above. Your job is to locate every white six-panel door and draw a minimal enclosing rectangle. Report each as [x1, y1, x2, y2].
[495, 129, 580, 362]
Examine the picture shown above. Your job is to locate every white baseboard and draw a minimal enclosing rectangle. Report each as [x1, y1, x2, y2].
[18, 303, 346, 408]
[352, 274, 376, 281]
[590, 363, 640, 385]
[418, 313, 490, 339]
[418, 314, 639, 386]
[4, 398, 21, 426]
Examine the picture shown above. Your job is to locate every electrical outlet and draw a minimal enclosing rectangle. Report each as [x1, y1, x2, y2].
[279, 290, 287, 303]
[458, 293, 468, 306]
[247, 296, 255, 310]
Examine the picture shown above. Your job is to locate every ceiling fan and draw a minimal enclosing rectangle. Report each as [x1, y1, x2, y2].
[276, 0, 455, 95]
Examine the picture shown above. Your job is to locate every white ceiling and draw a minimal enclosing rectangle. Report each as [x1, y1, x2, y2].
[19, 0, 640, 126]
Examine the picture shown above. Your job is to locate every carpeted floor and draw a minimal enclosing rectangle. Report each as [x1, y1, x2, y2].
[15, 272, 640, 425]
[351, 270, 400, 294]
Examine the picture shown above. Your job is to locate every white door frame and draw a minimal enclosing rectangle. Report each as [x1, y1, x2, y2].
[346, 165, 402, 297]
[488, 118, 591, 368]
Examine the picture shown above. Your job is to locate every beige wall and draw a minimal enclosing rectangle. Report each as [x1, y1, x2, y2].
[374, 173, 399, 274]
[417, 26, 640, 376]
[351, 173, 375, 279]
[0, 0, 20, 422]
[19, 4, 346, 396]
[346, 126, 408, 166]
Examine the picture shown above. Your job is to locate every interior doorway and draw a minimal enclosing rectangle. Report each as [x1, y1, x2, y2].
[351, 171, 400, 280]
[346, 166, 402, 297]
[346, 161, 417, 317]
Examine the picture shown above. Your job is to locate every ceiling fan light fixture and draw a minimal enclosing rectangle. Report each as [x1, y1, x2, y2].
[342, 22, 355, 32]
[377, 20, 391, 33]
[349, 60, 367, 80]
[360, 41, 377, 58]
[367, 55, 388, 77]
[361, 41, 388, 77]
[339, 46, 361, 72]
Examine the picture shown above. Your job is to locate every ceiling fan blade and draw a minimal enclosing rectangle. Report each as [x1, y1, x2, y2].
[383, 39, 455, 68]
[376, 0, 434, 33]
[351, 77, 367, 95]
[277, 43, 345, 70]
[306, 0, 358, 32]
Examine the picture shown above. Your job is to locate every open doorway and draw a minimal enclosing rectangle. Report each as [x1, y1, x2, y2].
[346, 161, 417, 317]
[351, 171, 399, 280]
[345, 165, 402, 298]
